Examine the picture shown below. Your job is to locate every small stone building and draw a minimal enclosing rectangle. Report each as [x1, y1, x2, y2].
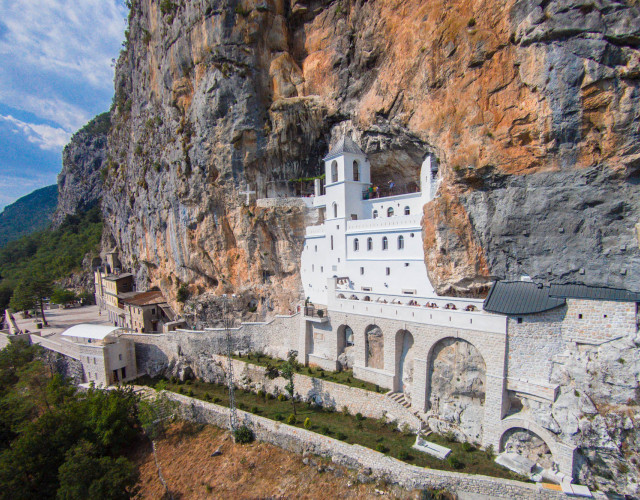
[61, 324, 137, 386]
[122, 290, 173, 333]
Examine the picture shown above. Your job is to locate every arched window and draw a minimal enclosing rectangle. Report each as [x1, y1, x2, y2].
[333, 202, 338, 218]
[353, 238, 359, 251]
[382, 236, 388, 250]
[404, 206, 410, 215]
[367, 237, 373, 251]
[345, 326, 354, 346]
[373, 210, 378, 219]
[331, 160, 338, 183]
[398, 235, 404, 249]
[387, 207, 394, 217]
[353, 160, 360, 181]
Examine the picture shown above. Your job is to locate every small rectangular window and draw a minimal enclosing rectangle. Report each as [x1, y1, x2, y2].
[360, 267, 364, 275]
[517, 317, 523, 324]
[386, 267, 390, 275]
[361, 287, 372, 292]
[578, 314, 583, 319]
[119, 354, 122, 361]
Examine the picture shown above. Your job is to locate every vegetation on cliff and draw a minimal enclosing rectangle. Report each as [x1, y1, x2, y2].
[0, 185, 57, 249]
[0, 206, 102, 311]
[0, 341, 140, 499]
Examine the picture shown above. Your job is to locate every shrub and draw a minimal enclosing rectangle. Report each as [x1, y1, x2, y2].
[251, 406, 259, 414]
[213, 397, 221, 403]
[257, 390, 266, 399]
[233, 425, 255, 444]
[185, 380, 192, 385]
[238, 402, 246, 410]
[447, 455, 463, 469]
[277, 394, 287, 402]
[485, 444, 495, 459]
[445, 430, 456, 443]
[574, 389, 581, 397]
[342, 406, 350, 416]
[203, 392, 211, 401]
[275, 413, 284, 421]
[303, 417, 312, 429]
[287, 414, 297, 425]
[187, 389, 194, 397]
[355, 412, 364, 421]
[321, 425, 330, 435]
[177, 284, 189, 303]
[461, 442, 474, 452]
[336, 432, 347, 441]
[267, 393, 274, 400]
[178, 387, 185, 394]
[375, 443, 389, 453]
[398, 450, 410, 460]
[467, 17, 476, 27]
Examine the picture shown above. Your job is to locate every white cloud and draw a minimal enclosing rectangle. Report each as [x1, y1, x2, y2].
[0, 0, 127, 90]
[0, 0, 127, 131]
[1, 114, 71, 151]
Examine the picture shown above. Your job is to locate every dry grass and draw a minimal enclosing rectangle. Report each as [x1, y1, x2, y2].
[131, 422, 427, 499]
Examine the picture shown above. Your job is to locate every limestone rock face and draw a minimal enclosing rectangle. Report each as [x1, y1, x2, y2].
[104, 0, 640, 312]
[53, 113, 110, 227]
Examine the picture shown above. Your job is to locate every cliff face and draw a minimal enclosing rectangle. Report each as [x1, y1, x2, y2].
[105, 0, 640, 312]
[53, 112, 110, 227]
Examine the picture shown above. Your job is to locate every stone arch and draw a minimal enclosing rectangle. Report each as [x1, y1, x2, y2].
[337, 324, 355, 370]
[498, 417, 562, 469]
[364, 324, 384, 369]
[427, 337, 486, 443]
[395, 329, 415, 398]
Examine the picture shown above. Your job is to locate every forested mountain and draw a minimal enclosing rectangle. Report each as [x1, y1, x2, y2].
[0, 185, 57, 248]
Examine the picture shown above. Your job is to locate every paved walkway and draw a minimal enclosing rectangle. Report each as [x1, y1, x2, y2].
[13, 305, 110, 340]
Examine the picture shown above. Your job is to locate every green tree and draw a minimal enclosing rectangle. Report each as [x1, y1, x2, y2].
[279, 351, 299, 415]
[56, 441, 138, 500]
[50, 288, 78, 306]
[10, 277, 53, 325]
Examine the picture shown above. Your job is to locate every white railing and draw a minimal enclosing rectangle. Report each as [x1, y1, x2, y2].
[346, 215, 422, 233]
[330, 292, 505, 334]
[305, 225, 326, 237]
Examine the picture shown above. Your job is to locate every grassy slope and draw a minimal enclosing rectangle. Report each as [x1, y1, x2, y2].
[0, 185, 58, 248]
[140, 377, 527, 481]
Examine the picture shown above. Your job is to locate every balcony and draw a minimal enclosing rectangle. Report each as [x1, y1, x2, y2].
[303, 306, 329, 323]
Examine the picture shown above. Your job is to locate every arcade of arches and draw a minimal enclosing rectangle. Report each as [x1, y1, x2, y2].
[300, 312, 576, 477]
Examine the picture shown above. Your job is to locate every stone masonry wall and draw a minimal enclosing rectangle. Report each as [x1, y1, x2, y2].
[212, 354, 422, 431]
[506, 307, 566, 383]
[562, 299, 637, 344]
[167, 392, 563, 500]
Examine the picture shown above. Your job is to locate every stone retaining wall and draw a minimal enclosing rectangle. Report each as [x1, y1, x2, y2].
[212, 354, 422, 430]
[167, 392, 563, 499]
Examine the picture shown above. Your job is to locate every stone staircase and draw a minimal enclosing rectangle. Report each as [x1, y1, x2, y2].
[386, 391, 431, 435]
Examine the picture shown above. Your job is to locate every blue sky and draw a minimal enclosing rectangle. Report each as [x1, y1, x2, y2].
[0, 0, 128, 210]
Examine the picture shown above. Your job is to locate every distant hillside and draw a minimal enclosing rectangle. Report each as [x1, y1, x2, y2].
[0, 184, 57, 248]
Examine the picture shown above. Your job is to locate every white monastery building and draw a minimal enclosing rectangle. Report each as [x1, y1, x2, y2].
[301, 136, 440, 304]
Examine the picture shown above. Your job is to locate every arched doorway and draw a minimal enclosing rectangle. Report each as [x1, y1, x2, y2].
[427, 337, 486, 443]
[500, 428, 553, 470]
[395, 330, 414, 398]
[365, 324, 384, 369]
[337, 325, 355, 370]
